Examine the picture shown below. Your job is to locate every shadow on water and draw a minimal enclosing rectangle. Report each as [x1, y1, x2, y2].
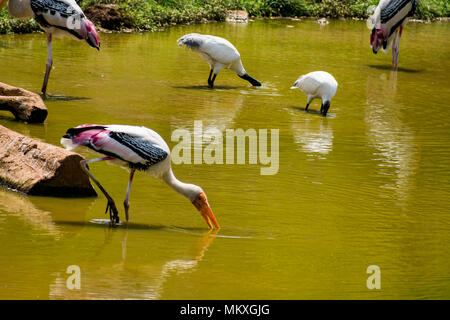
[54, 219, 258, 239]
[0, 114, 18, 122]
[0, 114, 47, 125]
[290, 106, 335, 118]
[55, 219, 211, 232]
[368, 64, 423, 73]
[42, 94, 91, 101]
[173, 85, 240, 90]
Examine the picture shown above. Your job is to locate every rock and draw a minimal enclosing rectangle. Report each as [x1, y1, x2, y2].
[0, 82, 48, 123]
[316, 18, 329, 25]
[0, 125, 97, 197]
[226, 10, 249, 23]
[84, 4, 126, 30]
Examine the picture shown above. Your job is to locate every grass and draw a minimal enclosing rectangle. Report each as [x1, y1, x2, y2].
[0, 0, 449, 34]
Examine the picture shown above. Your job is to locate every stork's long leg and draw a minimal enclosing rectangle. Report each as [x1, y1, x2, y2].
[305, 102, 311, 112]
[305, 97, 312, 112]
[80, 157, 120, 224]
[41, 33, 53, 96]
[207, 68, 214, 87]
[392, 29, 399, 69]
[209, 73, 217, 88]
[392, 26, 403, 70]
[209, 64, 223, 88]
[123, 169, 135, 222]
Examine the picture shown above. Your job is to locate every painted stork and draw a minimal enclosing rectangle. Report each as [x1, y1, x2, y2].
[0, 0, 100, 95]
[368, 0, 417, 69]
[177, 33, 261, 88]
[60, 124, 220, 229]
[290, 71, 338, 117]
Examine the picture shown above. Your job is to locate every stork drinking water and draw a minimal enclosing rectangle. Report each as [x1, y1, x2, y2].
[290, 71, 338, 117]
[177, 33, 261, 88]
[61, 124, 220, 229]
[368, 0, 417, 69]
[0, 0, 100, 95]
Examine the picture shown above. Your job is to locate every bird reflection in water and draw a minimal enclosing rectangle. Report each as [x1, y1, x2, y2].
[49, 228, 218, 299]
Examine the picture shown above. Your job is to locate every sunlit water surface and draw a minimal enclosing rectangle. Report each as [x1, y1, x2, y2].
[0, 19, 449, 299]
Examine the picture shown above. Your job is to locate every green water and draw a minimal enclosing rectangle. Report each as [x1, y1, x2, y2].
[1, 19, 450, 299]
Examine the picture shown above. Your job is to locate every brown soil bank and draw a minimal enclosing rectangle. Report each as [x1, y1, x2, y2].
[84, 4, 128, 31]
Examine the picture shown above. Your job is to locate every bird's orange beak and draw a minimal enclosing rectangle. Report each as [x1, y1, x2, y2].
[0, 0, 8, 10]
[193, 193, 220, 230]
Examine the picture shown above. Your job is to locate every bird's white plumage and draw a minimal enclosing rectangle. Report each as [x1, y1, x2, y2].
[367, 0, 390, 29]
[291, 71, 338, 103]
[104, 125, 172, 177]
[105, 125, 171, 154]
[178, 33, 246, 76]
[61, 124, 172, 179]
[35, 0, 84, 37]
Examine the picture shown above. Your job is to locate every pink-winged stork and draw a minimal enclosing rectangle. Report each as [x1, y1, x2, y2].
[290, 71, 338, 117]
[177, 33, 261, 88]
[368, 0, 417, 69]
[61, 124, 220, 229]
[0, 0, 100, 95]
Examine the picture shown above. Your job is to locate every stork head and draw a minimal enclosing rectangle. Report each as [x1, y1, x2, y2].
[290, 76, 303, 89]
[370, 28, 385, 54]
[0, 0, 7, 10]
[192, 192, 220, 230]
[81, 19, 100, 50]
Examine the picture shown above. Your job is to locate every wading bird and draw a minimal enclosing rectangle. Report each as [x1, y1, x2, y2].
[368, 0, 417, 69]
[177, 33, 261, 88]
[290, 71, 338, 117]
[61, 124, 220, 229]
[0, 0, 100, 95]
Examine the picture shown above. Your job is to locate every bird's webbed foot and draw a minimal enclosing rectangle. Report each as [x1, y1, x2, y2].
[105, 199, 120, 225]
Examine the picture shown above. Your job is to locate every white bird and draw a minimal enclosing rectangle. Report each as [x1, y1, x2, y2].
[177, 33, 261, 88]
[290, 71, 338, 117]
[61, 124, 220, 229]
[367, 0, 417, 69]
[0, 0, 100, 95]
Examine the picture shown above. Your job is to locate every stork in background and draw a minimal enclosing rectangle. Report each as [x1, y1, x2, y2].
[0, 0, 100, 95]
[177, 33, 261, 88]
[61, 124, 220, 229]
[290, 71, 338, 117]
[368, 0, 417, 70]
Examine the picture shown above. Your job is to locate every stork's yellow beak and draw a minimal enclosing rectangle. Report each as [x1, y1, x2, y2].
[193, 192, 220, 230]
[0, 0, 8, 10]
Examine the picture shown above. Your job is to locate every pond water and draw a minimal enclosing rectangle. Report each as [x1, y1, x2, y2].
[0, 19, 449, 299]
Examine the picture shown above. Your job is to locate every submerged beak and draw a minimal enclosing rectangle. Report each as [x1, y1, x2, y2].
[290, 86, 297, 89]
[193, 193, 220, 230]
[0, 0, 7, 10]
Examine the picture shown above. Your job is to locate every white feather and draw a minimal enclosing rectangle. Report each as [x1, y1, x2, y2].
[291, 71, 338, 106]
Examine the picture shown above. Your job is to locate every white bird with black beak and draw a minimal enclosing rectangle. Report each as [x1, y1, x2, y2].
[368, 0, 417, 69]
[0, 0, 100, 95]
[177, 33, 261, 88]
[61, 124, 220, 229]
[290, 71, 338, 117]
